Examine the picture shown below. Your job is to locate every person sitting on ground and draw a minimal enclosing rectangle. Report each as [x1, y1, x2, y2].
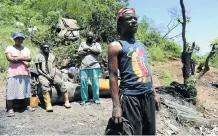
[107, 8, 160, 135]
[78, 31, 102, 105]
[35, 44, 71, 112]
[5, 32, 35, 117]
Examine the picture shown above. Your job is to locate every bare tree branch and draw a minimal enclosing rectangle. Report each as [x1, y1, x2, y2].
[163, 22, 180, 39]
[163, 8, 182, 39]
[169, 8, 181, 19]
[167, 17, 174, 29]
[178, 19, 183, 24]
[169, 33, 182, 40]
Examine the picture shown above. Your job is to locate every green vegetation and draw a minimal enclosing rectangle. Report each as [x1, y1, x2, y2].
[0, 0, 216, 82]
[147, 46, 168, 65]
[136, 18, 182, 65]
[153, 70, 178, 86]
[0, 0, 126, 76]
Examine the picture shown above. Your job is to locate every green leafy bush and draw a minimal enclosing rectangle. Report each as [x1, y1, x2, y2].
[161, 40, 182, 58]
[147, 46, 168, 65]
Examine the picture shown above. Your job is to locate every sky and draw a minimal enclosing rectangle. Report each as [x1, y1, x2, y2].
[129, 0, 218, 55]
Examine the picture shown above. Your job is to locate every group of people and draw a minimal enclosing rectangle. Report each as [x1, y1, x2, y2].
[5, 32, 71, 115]
[5, 7, 160, 135]
[5, 30, 102, 114]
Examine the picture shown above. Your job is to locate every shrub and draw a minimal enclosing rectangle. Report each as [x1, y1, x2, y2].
[147, 46, 168, 65]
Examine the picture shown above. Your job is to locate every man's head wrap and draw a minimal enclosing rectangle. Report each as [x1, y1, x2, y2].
[116, 8, 135, 22]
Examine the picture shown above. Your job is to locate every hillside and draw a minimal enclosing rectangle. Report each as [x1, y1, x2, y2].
[151, 59, 218, 115]
[0, 59, 218, 135]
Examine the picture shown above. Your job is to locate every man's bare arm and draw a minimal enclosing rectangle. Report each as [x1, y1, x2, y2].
[50, 57, 57, 78]
[78, 50, 89, 56]
[109, 49, 119, 107]
[89, 43, 101, 55]
[78, 43, 89, 56]
[108, 41, 122, 123]
[35, 63, 51, 80]
[152, 83, 161, 111]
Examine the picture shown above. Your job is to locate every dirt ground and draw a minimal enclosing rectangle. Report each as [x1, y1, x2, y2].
[0, 96, 200, 135]
[0, 99, 112, 135]
[0, 60, 217, 135]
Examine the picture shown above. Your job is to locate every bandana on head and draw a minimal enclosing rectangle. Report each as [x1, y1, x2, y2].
[116, 8, 135, 22]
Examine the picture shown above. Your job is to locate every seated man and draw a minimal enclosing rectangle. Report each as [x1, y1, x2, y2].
[35, 44, 71, 112]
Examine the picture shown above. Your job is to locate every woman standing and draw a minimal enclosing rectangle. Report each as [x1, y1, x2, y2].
[5, 32, 35, 117]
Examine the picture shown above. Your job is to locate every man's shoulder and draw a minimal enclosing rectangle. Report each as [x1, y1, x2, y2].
[108, 41, 122, 54]
[35, 53, 43, 63]
[36, 52, 54, 58]
[108, 41, 121, 47]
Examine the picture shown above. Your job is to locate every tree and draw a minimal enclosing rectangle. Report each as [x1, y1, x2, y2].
[30, 0, 127, 68]
[179, 0, 218, 82]
[197, 39, 218, 79]
[179, 0, 195, 85]
[173, 0, 218, 101]
[88, 0, 124, 43]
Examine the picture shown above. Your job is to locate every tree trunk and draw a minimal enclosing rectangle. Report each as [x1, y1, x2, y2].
[180, 0, 187, 52]
[180, 0, 192, 84]
[182, 52, 192, 84]
[197, 45, 216, 79]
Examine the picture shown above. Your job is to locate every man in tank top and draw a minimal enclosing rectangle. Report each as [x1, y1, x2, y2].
[107, 8, 160, 135]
